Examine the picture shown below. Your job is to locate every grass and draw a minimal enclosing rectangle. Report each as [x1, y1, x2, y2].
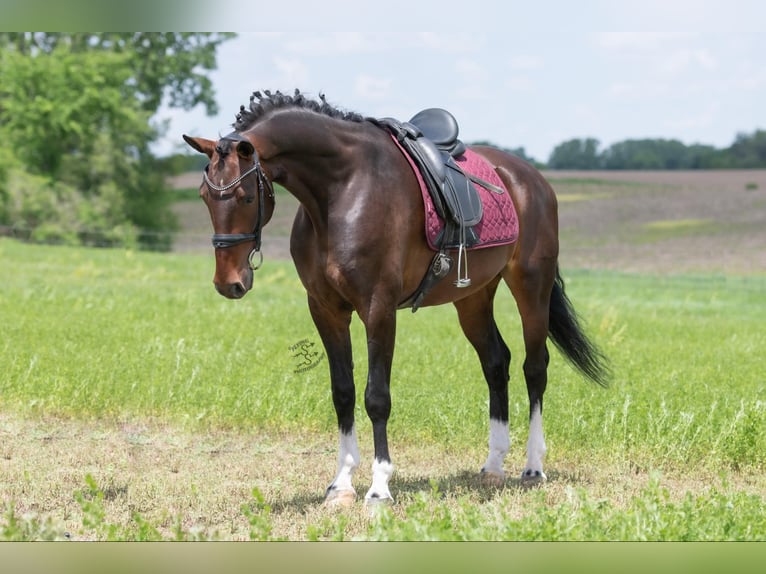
[1, 238, 766, 540]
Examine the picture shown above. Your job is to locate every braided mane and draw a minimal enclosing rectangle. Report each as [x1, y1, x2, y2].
[234, 89, 366, 131]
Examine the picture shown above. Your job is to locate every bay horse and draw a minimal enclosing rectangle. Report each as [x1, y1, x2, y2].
[183, 90, 609, 505]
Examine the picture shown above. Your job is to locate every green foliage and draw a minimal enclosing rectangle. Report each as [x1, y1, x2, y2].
[0, 33, 234, 250]
[548, 138, 601, 169]
[158, 152, 209, 176]
[364, 476, 766, 541]
[468, 140, 543, 167]
[729, 129, 766, 167]
[0, 33, 234, 115]
[546, 132, 766, 169]
[241, 488, 280, 541]
[1, 503, 65, 541]
[3, 168, 88, 246]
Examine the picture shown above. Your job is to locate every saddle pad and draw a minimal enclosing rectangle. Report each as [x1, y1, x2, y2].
[391, 135, 519, 251]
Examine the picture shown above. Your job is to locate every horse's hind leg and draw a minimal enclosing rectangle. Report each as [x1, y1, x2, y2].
[504, 258, 556, 483]
[454, 278, 511, 484]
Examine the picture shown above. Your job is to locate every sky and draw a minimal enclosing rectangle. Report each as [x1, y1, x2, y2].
[155, 3, 766, 163]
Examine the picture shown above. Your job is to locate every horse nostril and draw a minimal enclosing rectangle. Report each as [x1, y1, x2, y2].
[214, 281, 247, 299]
[230, 282, 246, 299]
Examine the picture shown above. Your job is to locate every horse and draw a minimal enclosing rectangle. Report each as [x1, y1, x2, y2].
[183, 89, 610, 505]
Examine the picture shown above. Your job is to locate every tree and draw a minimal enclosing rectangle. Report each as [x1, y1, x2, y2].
[727, 130, 766, 168]
[0, 33, 233, 114]
[0, 33, 235, 249]
[547, 138, 601, 169]
[469, 140, 542, 167]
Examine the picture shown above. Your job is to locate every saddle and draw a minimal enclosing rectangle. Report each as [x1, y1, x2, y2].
[373, 109, 483, 249]
[372, 108, 506, 311]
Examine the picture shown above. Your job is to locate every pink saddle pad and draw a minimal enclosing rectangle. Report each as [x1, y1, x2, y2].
[392, 136, 519, 251]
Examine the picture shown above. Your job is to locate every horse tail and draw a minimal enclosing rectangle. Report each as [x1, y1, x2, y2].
[548, 267, 611, 387]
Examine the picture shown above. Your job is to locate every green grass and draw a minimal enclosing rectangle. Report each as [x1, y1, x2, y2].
[2, 238, 765, 540]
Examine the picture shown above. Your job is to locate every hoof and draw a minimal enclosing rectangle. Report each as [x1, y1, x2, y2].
[480, 468, 506, 488]
[520, 468, 547, 487]
[324, 488, 357, 508]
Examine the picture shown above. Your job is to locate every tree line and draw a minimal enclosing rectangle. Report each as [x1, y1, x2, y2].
[544, 131, 766, 170]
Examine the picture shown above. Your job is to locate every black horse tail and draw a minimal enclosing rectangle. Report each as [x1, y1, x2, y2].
[548, 267, 611, 387]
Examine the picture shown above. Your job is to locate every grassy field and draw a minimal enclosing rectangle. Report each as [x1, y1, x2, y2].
[2, 169, 766, 541]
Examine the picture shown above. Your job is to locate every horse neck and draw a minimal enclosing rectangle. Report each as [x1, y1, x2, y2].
[253, 111, 361, 201]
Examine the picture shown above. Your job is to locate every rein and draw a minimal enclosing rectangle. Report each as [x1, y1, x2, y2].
[202, 150, 273, 270]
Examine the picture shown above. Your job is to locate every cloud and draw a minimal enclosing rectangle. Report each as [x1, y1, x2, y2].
[663, 102, 719, 130]
[605, 82, 670, 100]
[282, 32, 386, 56]
[504, 75, 535, 93]
[353, 74, 392, 100]
[595, 31, 687, 52]
[661, 49, 718, 73]
[414, 32, 480, 54]
[272, 57, 311, 87]
[509, 55, 543, 71]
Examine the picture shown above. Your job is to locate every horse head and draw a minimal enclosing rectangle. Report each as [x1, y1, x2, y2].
[182, 132, 275, 299]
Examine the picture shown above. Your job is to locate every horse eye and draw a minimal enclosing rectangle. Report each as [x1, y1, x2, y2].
[244, 195, 255, 204]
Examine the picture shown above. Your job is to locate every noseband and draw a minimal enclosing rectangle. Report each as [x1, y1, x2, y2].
[202, 135, 273, 270]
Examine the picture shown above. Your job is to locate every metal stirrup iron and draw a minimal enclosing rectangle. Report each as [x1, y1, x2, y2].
[454, 244, 471, 288]
[454, 211, 471, 288]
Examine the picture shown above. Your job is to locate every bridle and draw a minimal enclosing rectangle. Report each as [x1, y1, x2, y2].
[202, 134, 274, 270]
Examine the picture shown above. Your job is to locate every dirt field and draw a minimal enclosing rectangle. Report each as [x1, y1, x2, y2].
[171, 169, 766, 274]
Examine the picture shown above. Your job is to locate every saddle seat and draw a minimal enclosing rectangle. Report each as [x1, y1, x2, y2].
[408, 108, 466, 157]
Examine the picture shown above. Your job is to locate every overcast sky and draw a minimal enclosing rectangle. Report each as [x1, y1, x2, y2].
[156, 3, 766, 162]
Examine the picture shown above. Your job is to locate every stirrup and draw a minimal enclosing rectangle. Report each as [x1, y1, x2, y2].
[454, 244, 471, 288]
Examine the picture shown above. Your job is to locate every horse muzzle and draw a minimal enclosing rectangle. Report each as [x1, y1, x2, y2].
[213, 248, 255, 299]
[214, 270, 253, 299]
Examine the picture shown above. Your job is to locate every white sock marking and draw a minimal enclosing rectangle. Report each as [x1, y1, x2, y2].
[482, 418, 509, 476]
[524, 404, 547, 478]
[330, 426, 359, 494]
[365, 458, 394, 502]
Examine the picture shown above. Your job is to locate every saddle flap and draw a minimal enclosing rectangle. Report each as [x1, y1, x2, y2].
[444, 154, 483, 227]
[413, 137, 446, 182]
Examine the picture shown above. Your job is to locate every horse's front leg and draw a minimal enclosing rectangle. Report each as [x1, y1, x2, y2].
[307, 296, 359, 506]
[361, 307, 397, 504]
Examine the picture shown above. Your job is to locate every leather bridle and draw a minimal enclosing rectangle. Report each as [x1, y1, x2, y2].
[201, 135, 273, 270]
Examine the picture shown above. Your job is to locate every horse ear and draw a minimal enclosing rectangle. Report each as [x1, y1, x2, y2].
[183, 135, 216, 158]
[236, 140, 255, 160]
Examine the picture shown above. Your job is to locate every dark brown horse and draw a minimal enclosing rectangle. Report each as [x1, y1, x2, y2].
[183, 90, 609, 505]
